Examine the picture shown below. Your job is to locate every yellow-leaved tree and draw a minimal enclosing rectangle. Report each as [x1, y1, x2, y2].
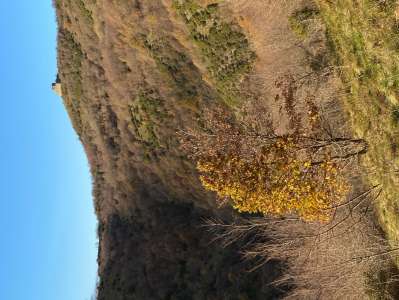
[180, 108, 366, 222]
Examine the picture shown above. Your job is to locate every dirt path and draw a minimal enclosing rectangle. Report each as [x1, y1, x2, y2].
[225, 0, 349, 137]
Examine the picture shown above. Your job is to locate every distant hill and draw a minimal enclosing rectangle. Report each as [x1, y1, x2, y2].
[55, 0, 399, 299]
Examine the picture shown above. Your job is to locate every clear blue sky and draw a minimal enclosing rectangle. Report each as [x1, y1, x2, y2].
[0, 2, 98, 300]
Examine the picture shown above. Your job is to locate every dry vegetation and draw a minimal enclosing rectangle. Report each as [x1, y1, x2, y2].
[206, 205, 399, 299]
[54, 0, 288, 299]
[54, 0, 399, 298]
[316, 0, 399, 255]
[180, 103, 399, 298]
[173, 0, 256, 106]
[180, 108, 366, 222]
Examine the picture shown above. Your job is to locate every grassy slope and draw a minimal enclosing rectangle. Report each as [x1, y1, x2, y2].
[316, 0, 399, 252]
[56, 1, 290, 298]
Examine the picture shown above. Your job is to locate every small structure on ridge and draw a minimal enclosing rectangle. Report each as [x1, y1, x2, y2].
[52, 74, 62, 97]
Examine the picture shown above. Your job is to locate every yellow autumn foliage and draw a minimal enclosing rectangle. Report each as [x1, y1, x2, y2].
[197, 137, 349, 222]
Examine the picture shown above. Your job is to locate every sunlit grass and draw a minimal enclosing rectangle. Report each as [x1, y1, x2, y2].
[317, 0, 399, 252]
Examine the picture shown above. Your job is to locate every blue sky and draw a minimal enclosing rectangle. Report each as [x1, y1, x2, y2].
[0, 1, 98, 300]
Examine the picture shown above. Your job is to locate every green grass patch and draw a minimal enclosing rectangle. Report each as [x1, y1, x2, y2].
[173, 0, 256, 106]
[316, 0, 399, 263]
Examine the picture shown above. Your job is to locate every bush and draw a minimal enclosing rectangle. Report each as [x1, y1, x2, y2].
[173, 0, 256, 106]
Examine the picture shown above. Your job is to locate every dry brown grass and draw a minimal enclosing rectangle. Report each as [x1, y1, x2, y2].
[316, 0, 399, 264]
[207, 188, 399, 299]
[55, 0, 399, 298]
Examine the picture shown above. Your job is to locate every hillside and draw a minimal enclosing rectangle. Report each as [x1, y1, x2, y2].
[55, 0, 399, 299]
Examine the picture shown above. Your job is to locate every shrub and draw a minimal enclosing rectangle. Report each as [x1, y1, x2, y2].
[129, 90, 167, 150]
[173, 0, 256, 106]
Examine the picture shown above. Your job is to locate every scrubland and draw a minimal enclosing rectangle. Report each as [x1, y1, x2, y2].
[55, 0, 399, 298]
